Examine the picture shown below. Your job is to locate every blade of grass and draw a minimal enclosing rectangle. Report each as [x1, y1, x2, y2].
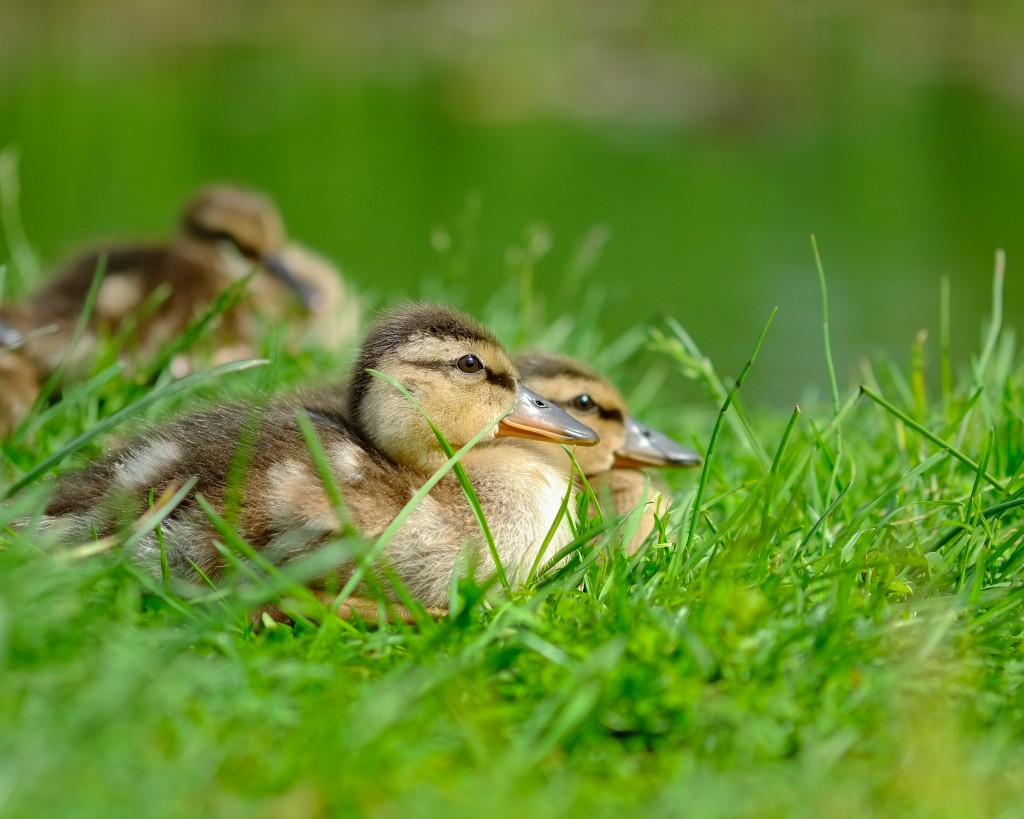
[29, 253, 107, 415]
[118, 477, 199, 557]
[974, 248, 1005, 384]
[526, 448, 580, 584]
[676, 307, 777, 576]
[293, 407, 400, 607]
[796, 469, 853, 555]
[136, 267, 257, 381]
[761, 405, 802, 533]
[0, 322, 58, 355]
[12, 360, 125, 442]
[195, 494, 326, 630]
[654, 318, 771, 471]
[940, 275, 952, 415]
[812, 235, 840, 414]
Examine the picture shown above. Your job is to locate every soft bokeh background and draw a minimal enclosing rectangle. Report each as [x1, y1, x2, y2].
[2, 0, 1023, 404]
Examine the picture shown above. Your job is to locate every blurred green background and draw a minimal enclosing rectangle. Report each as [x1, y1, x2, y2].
[2, 0, 1023, 404]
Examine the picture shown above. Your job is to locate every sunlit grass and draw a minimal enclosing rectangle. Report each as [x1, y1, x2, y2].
[2, 221, 1024, 819]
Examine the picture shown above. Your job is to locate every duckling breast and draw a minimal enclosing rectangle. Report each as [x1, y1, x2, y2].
[460, 442, 579, 583]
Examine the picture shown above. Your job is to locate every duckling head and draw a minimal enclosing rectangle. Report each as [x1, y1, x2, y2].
[177, 184, 319, 309]
[349, 304, 599, 473]
[517, 351, 701, 475]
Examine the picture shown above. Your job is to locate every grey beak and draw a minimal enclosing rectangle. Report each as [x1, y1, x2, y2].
[497, 384, 600, 446]
[262, 255, 322, 312]
[614, 416, 702, 468]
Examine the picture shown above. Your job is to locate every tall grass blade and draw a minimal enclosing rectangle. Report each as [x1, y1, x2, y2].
[326, 373, 508, 611]
[677, 307, 777, 572]
[811, 235, 840, 414]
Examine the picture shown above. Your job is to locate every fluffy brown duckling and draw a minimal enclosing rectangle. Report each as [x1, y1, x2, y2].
[0, 184, 341, 434]
[42, 304, 599, 611]
[516, 351, 701, 553]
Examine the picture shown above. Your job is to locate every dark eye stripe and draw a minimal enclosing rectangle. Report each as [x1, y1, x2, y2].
[484, 369, 516, 391]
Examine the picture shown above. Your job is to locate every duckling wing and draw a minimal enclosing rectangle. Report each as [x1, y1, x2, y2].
[41, 404, 254, 577]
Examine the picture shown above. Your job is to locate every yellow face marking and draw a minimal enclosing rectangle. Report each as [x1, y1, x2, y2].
[358, 335, 522, 471]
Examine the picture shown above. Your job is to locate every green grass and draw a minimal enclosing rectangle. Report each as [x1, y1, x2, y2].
[2, 225, 1024, 819]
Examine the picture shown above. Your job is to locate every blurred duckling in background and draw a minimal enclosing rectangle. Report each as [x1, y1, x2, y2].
[517, 351, 701, 554]
[43, 303, 598, 610]
[0, 184, 358, 434]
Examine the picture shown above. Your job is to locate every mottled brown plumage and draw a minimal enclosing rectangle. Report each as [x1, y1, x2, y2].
[43, 304, 599, 610]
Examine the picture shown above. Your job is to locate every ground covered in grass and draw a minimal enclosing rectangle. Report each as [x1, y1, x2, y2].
[3, 260, 1024, 819]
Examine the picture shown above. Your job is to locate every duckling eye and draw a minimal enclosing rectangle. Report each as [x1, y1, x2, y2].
[571, 394, 597, 412]
[456, 354, 483, 374]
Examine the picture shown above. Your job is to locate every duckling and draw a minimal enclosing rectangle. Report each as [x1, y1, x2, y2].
[42, 304, 599, 611]
[0, 184, 341, 433]
[516, 351, 701, 553]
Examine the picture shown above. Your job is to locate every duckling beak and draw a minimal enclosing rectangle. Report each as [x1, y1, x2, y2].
[614, 416, 702, 468]
[498, 384, 600, 446]
[262, 255, 322, 312]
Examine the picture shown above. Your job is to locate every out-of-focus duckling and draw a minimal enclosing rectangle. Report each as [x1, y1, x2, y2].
[43, 304, 599, 611]
[2, 184, 315, 371]
[516, 351, 701, 553]
[0, 185, 348, 431]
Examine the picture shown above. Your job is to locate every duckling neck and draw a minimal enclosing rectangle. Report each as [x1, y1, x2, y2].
[405, 446, 454, 475]
[350, 420, 450, 474]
